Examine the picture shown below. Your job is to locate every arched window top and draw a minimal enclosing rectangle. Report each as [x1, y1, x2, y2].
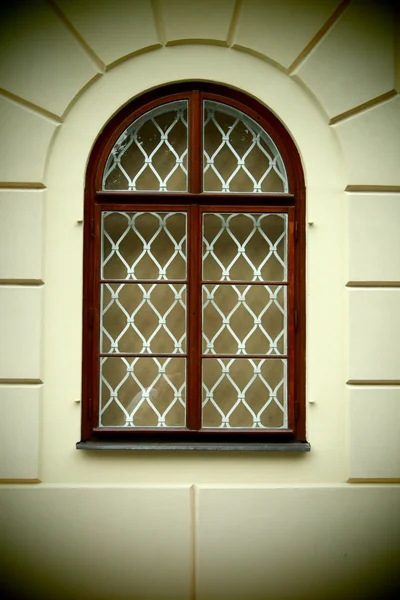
[203, 101, 288, 193]
[101, 90, 289, 194]
[103, 100, 189, 192]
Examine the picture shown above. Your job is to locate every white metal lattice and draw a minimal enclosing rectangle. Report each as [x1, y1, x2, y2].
[202, 358, 287, 429]
[203, 101, 288, 193]
[103, 101, 188, 191]
[100, 357, 186, 428]
[101, 283, 186, 354]
[202, 213, 287, 281]
[102, 211, 187, 280]
[202, 285, 286, 355]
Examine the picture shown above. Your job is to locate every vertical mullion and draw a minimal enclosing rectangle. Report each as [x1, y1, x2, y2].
[189, 90, 203, 194]
[187, 204, 202, 429]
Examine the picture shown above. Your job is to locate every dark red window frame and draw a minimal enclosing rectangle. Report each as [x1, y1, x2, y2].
[78, 83, 307, 451]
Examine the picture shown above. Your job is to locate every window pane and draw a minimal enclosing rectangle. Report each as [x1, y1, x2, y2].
[202, 213, 287, 281]
[102, 211, 187, 280]
[100, 357, 186, 427]
[203, 101, 288, 193]
[202, 358, 287, 429]
[203, 284, 286, 355]
[101, 283, 186, 354]
[103, 101, 188, 191]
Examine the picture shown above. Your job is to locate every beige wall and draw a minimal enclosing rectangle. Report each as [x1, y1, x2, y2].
[0, 0, 399, 597]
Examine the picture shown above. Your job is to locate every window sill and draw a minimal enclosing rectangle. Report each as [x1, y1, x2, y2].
[76, 441, 311, 452]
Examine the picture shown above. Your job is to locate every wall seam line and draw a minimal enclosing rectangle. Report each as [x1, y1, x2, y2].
[0, 88, 62, 125]
[151, 0, 166, 46]
[46, 0, 106, 73]
[227, 0, 243, 47]
[288, 0, 351, 75]
[329, 90, 398, 126]
[190, 484, 198, 600]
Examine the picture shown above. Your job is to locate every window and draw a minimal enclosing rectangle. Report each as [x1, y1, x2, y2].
[78, 83, 307, 450]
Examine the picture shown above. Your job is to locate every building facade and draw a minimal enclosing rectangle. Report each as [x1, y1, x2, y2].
[0, 1, 399, 598]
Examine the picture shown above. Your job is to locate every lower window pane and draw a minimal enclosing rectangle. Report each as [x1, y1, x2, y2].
[99, 357, 186, 428]
[202, 358, 287, 429]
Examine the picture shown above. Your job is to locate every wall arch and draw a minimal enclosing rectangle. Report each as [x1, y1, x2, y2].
[41, 44, 347, 483]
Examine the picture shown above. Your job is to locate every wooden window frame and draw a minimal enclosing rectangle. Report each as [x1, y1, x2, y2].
[77, 83, 308, 451]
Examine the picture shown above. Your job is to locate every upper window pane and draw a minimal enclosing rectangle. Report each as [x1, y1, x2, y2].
[203, 101, 288, 193]
[102, 211, 187, 280]
[103, 101, 188, 191]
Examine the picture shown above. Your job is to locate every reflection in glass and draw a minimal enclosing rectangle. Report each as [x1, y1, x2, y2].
[100, 357, 186, 427]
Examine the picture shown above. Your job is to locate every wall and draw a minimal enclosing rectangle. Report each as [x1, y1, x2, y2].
[0, 1, 399, 598]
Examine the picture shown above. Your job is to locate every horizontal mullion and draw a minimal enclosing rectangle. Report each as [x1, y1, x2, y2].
[99, 353, 187, 358]
[91, 427, 294, 435]
[100, 279, 187, 285]
[201, 354, 288, 359]
[201, 280, 288, 286]
[96, 191, 294, 201]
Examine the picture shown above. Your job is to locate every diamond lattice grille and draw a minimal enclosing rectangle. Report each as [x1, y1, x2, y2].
[101, 283, 186, 355]
[102, 211, 187, 280]
[201, 211, 288, 429]
[99, 210, 187, 428]
[100, 356, 186, 428]
[202, 284, 286, 356]
[103, 101, 188, 191]
[203, 101, 288, 193]
[202, 358, 287, 429]
[203, 212, 287, 281]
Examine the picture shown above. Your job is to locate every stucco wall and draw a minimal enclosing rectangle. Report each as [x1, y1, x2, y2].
[0, 1, 399, 598]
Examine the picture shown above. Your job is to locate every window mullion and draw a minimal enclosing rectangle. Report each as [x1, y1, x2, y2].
[186, 203, 202, 429]
[188, 90, 203, 194]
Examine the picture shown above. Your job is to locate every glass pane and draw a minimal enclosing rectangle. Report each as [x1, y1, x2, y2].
[100, 357, 186, 427]
[203, 101, 288, 193]
[101, 283, 186, 354]
[103, 101, 188, 191]
[203, 213, 287, 281]
[102, 211, 187, 280]
[202, 358, 287, 429]
[203, 285, 286, 355]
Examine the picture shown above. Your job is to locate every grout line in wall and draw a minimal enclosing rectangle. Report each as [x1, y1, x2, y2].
[329, 90, 398, 126]
[0, 88, 62, 125]
[190, 484, 199, 600]
[287, 0, 351, 75]
[227, 0, 243, 47]
[346, 281, 400, 288]
[0, 379, 43, 386]
[105, 45, 163, 73]
[151, 0, 166, 46]
[345, 185, 400, 194]
[394, 2, 400, 92]
[59, 72, 104, 121]
[46, 0, 106, 73]
[0, 279, 44, 286]
[0, 479, 41, 484]
[0, 183, 46, 190]
[347, 380, 400, 386]
[348, 478, 400, 484]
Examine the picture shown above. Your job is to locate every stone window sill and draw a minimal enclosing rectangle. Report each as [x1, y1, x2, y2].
[76, 441, 311, 452]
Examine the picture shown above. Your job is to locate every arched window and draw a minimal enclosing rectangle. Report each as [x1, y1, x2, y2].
[78, 83, 307, 450]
